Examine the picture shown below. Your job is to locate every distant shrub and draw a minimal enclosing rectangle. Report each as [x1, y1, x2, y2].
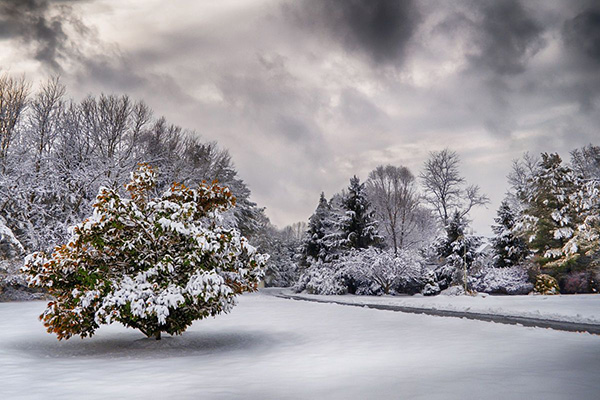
[294, 248, 426, 295]
[293, 261, 347, 295]
[421, 270, 441, 296]
[562, 271, 591, 294]
[534, 274, 560, 295]
[470, 265, 533, 295]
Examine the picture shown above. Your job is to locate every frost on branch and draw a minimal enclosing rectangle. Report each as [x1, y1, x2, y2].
[21, 164, 267, 340]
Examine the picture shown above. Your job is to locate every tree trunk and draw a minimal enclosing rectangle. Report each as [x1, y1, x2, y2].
[154, 331, 161, 340]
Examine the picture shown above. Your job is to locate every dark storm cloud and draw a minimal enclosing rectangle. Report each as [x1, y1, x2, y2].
[285, 0, 420, 65]
[466, 0, 545, 75]
[0, 0, 86, 71]
[563, 6, 600, 64]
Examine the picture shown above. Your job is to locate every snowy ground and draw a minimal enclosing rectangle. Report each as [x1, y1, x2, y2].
[279, 289, 600, 325]
[1, 293, 599, 399]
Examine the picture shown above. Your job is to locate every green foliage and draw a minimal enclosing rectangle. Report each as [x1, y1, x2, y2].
[518, 152, 600, 292]
[524, 153, 577, 265]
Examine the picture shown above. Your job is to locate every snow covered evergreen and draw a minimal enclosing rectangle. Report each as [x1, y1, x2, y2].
[21, 164, 267, 340]
[492, 200, 529, 268]
[338, 176, 383, 250]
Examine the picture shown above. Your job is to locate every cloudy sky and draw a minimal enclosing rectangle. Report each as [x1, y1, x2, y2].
[1, 0, 599, 234]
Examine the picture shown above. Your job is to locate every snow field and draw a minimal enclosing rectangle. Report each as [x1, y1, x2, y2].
[1, 293, 599, 399]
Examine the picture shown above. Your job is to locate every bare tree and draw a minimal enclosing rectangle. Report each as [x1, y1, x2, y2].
[506, 152, 540, 213]
[0, 74, 29, 164]
[570, 144, 600, 181]
[367, 165, 421, 254]
[420, 148, 489, 226]
[27, 76, 65, 172]
[281, 221, 307, 242]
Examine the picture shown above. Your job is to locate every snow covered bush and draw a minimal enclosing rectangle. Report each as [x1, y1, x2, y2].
[293, 260, 347, 295]
[534, 274, 560, 295]
[422, 270, 441, 296]
[470, 265, 533, 295]
[351, 248, 425, 295]
[21, 164, 267, 340]
[294, 248, 425, 295]
[0, 218, 42, 301]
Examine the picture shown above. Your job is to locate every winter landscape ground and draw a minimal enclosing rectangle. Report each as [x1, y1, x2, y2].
[1, 292, 599, 400]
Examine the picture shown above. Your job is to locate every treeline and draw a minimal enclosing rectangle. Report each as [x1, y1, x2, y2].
[266, 146, 600, 296]
[0, 75, 265, 256]
[1, 74, 598, 298]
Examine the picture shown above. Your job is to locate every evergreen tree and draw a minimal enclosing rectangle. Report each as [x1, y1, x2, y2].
[435, 211, 481, 290]
[514, 150, 600, 292]
[524, 153, 578, 266]
[339, 176, 382, 250]
[301, 192, 335, 264]
[492, 200, 529, 267]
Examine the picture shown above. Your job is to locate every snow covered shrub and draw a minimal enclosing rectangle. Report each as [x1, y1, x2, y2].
[440, 285, 466, 296]
[364, 249, 424, 295]
[264, 259, 299, 288]
[21, 164, 267, 340]
[534, 274, 560, 295]
[293, 260, 347, 295]
[422, 270, 441, 296]
[294, 248, 425, 295]
[337, 248, 424, 295]
[470, 265, 533, 295]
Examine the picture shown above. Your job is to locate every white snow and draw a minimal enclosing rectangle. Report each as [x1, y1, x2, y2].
[1, 293, 599, 399]
[285, 290, 600, 325]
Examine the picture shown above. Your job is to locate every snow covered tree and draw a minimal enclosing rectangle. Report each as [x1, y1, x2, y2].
[508, 150, 600, 292]
[21, 164, 266, 340]
[339, 176, 382, 250]
[571, 144, 600, 181]
[523, 153, 579, 267]
[0, 74, 29, 166]
[435, 211, 481, 290]
[367, 165, 434, 253]
[253, 220, 301, 287]
[301, 192, 337, 264]
[492, 200, 529, 268]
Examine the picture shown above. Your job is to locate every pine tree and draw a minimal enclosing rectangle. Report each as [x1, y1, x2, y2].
[21, 164, 267, 340]
[301, 192, 335, 264]
[436, 211, 481, 290]
[339, 176, 382, 250]
[492, 200, 529, 267]
[524, 153, 578, 265]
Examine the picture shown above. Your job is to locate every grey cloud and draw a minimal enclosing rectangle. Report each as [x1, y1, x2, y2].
[467, 0, 546, 76]
[284, 0, 420, 65]
[0, 0, 86, 71]
[563, 6, 600, 64]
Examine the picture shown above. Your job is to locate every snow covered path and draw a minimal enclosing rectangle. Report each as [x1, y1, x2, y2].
[273, 290, 600, 334]
[1, 293, 599, 399]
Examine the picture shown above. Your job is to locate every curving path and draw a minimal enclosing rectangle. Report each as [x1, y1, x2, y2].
[273, 291, 600, 335]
